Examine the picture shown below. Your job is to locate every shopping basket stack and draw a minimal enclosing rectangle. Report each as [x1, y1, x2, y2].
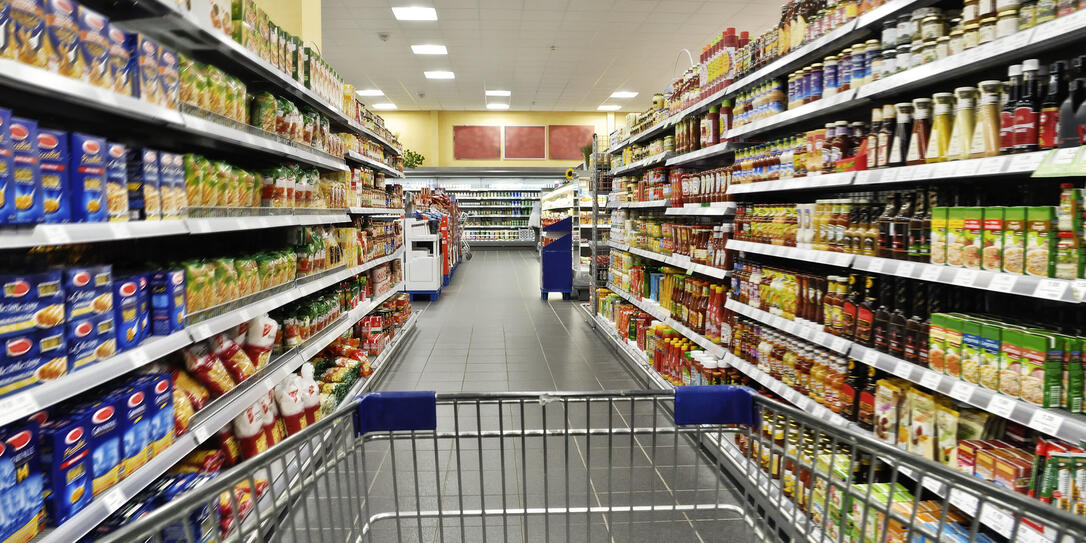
[98, 387, 1086, 543]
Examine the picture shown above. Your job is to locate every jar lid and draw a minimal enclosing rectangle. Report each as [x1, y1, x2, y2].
[932, 91, 955, 99]
[964, 22, 980, 30]
[921, 14, 944, 22]
[980, 16, 997, 23]
[824, 55, 837, 62]
[997, 8, 1018, 15]
[865, 38, 880, 46]
[950, 28, 964, 36]
[937, 36, 951, 42]
[912, 97, 933, 105]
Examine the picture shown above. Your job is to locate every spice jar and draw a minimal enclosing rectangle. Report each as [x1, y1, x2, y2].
[906, 97, 932, 165]
[870, 52, 883, 81]
[1019, 0, 1036, 28]
[997, 0, 1021, 9]
[824, 57, 839, 98]
[850, 43, 866, 87]
[963, 23, 980, 49]
[921, 14, 946, 39]
[948, 28, 965, 55]
[935, 36, 950, 59]
[895, 16, 911, 46]
[970, 80, 1003, 158]
[978, 0, 997, 19]
[978, 16, 998, 44]
[863, 39, 880, 85]
[910, 44, 925, 69]
[927, 92, 955, 162]
[996, 8, 1018, 37]
[838, 48, 852, 91]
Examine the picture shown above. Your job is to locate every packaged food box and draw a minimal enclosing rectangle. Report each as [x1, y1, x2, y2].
[94, 313, 115, 361]
[135, 373, 173, 455]
[136, 273, 150, 340]
[0, 328, 62, 397]
[42, 0, 82, 78]
[935, 402, 958, 466]
[0, 108, 15, 224]
[38, 414, 92, 524]
[981, 206, 1004, 271]
[151, 269, 185, 336]
[960, 207, 983, 269]
[124, 32, 161, 104]
[126, 148, 160, 221]
[958, 440, 990, 475]
[105, 141, 128, 221]
[994, 453, 1033, 494]
[999, 326, 1024, 398]
[11, 117, 43, 224]
[1054, 231, 1079, 279]
[941, 314, 963, 378]
[112, 276, 140, 352]
[114, 379, 152, 478]
[0, 271, 65, 339]
[106, 23, 130, 95]
[908, 389, 936, 459]
[68, 132, 107, 222]
[70, 397, 121, 496]
[10, 1, 45, 68]
[0, 422, 44, 541]
[1020, 330, 1062, 407]
[931, 208, 950, 266]
[158, 45, 179, 109]
[66, 314, 99, 371]
[157, 152, 180, 219]
[1003, 207, 1027, 274]
[1067, 336, 1084, 413]
[37, 128, 69, 223]
[873, 379, 901, 445]
[959, 317, 982, 384]
[0, 4, 10, 60]
[193, 0, 231, 36]
[76, 5, 110, 88]
[978, 322, 1002, 391]
[1026, 206, 1057, 277]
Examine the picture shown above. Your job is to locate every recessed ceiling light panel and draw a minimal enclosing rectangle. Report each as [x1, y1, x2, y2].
[392, 6, 437, 20]
[610, 91, 638, 99]
[411, 44, 447, 55]
[356, 89, 384, 96]
[597, 104, 621, 111]
[373, 103, 397, 110]
[485, 90, 511, 97]
[486, 103, 509, 110]
[424, 71, 455, 79]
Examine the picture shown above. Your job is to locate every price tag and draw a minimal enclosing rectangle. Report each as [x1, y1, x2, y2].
[854, 171, 873, 184]
[1074, 279, 1086, 302]
[919, 372, 942, 390]
[1033, 279, 1070, 301]
[920, 265, 944, 282]
[101, 489, 128, 513]
[978, 505, 1015, 538]
[832, 338, 850, 353]
[987, 395, 1018, 419]
[263, 378, 276, 392]
[1028, 409, 1063, 435]
[977, 157, 1006, 175]
[834, 253, 852, 267]
[954, 269, 979, 287]
[1008, 151, 1046, 172]
[41, 225, 72, 244]
[867, 258, 885, 274]
[950, 382, 974, 402]
[896, 262, 916, 278]
[128, 349, 150, 369]
[193, 426, 211, 444]
[862, 348, 880, 365]
[950, 489, 980, 514]
[0, 394, 39, 419]
[893, 360, 913, 378]
[911, 165, 935, 180]
[771, 381, 784, 395]
[953, 160, 981, 177]
[987, 274, 1018, 293]
[879, 168, 899, 184]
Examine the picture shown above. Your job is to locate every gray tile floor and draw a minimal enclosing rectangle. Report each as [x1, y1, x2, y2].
[281, 249, 752, 543]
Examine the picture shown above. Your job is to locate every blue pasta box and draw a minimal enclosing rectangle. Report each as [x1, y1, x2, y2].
[124, 32, 161, 104]
[38, 414, 92, 525]
[106, 23, 130, 96]
[126, 148, 160, 221]
[0, 328, 66, 398]
[10, 117, 42, 225]
[0, 271, 64, 339]
[94, 313, 115, 361]
[135, 373, 173, 455]
[136, 273, 150, 341]
[0, 422, 44, 542]
[157, 473, 217, 543]
[112, 276, 140, 352]
[36, 129, 69, 224]
[70, 397, 121, 497]
[105, 141, 128, 222]
[158, 152, 183, 219]
[10, 1, 45, 69]
[63, 264, 111, 320]
[65, 315, 98, 372]
[0, 108, 14, 224]
[115, 379, 151, 479]
[151, 270, 185, 336]
[77, 5, 111, 89]
[0, 3, 9, 60]
[68, 133, 107, 223]
[159, 46, 179, 109]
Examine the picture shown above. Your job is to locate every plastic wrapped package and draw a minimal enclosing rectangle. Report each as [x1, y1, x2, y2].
[273, 377, 307, 435]
[251, 92, 277, 133]
[171, 382, 195, 436]
[244, 315, 278, 370]
[299, 363, 321, 424]
[209, 334, 256, 383]
[183, 343, 238, 397]
[212, 258, 239, 304]
[176, 449, 226, 473]
[217, 428, 241, 467]
[172, 369, 210, 410]
[232, 404, 267, 459]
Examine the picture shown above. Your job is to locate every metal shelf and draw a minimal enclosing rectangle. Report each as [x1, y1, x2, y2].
[462, 224, 528, 229]
[608, 151, 675, 176]
[606, 199, 670, 209]
[664, 141, 737, 167]
[728, 172, 856, 194]
[346, 150, 405, 178]
[607, 241, 729, 280]
[605, 282, 728, 357]
[606, 118, 673, 155]
[348, 207, 406, 215]
[663, 202, 736, 216]
[728, 89, 858, 140]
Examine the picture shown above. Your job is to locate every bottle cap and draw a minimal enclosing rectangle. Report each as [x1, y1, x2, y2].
[1022, 59, 1040, 71]
[1008, 64, 1023, 76]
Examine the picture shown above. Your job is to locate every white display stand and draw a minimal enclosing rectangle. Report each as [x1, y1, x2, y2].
[404, 219, 443, 299]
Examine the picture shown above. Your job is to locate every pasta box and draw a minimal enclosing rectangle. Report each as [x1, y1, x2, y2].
[1026, 206, 1057, 278]
[0, 422, 44, 542]
[114, 379, 152, 479]
[151, 270, 185, 336]
[66, 314, 99, 372]
[77, 5, 111, 89]
[136, 273, 150, 340]
[112, 276, 140, 352]
[70, 397, 121, 497]
[0, 108, 14, 224]
[11, 117, 42, 224]
[105, 141, 127, 222]
[124, 32, 161, 104]
[68, 132, 107, 223]
[42, 0, 83, 78]
[126, 148, 160, 221]
[106, 23, 130, 95]
[135, 373, 173, 455]
[37, 128, 69, 223]
[94, 313, 115, 361]
[38, 414, 92, 525]
[158, 46, 179, 109]
[10, 1, 45, 68]
[0, 270, 65, 339]
[0, 4, 9, 60]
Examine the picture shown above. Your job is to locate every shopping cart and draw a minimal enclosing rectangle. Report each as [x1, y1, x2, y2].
[99, 388, 1086, 543]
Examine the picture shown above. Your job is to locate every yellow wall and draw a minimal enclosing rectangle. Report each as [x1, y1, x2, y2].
[256, 0, 322, 49]
[381, 111, 622, 168]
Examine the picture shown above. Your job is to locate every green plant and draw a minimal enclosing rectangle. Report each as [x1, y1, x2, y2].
[581, 144, 593, 164]
[404, 149, 425, 168]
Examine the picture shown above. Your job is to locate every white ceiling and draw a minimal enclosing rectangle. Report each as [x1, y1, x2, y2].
[320, 0, 780, 112]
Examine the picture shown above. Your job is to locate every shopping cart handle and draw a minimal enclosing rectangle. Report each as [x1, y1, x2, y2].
[674, 385, 759, 427]
[354, 391, 438, 436]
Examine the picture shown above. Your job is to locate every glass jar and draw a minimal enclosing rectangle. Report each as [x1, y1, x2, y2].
[996, 8, 1019, 37]
[962, 23, 980, 49]
[996, 0, 1021, 9]
[907, 10, 926, 42]
[851, 43, 867, 87]
[1035, 0, 1056, 23]
[948, 86, 978, 161]
[970, 80, 1003, 158]
[927, 92, 955, 162]
[935, 36, 950, 59]
[895, 16, 911, 46]
[881, 20, 897, 49]
[863, 39, 881, 85]
[1018, 0, 1037, 28]
[870, 53, 883, 81]
[919, 39, 937, 64]
[921, 15, 946, 39]
[839, 48, 852, 91]
[896, 44, 912, 72]
[978, 16, 998, 44]
[948, 28, 965, 55]
[809, 63, 824, 102]
[910, 44, 925, 68]
[963, 0, 980, 23]
[978, 0, 997, 19]
[824, 57, 839, 98]
[881, 50, 897, 78]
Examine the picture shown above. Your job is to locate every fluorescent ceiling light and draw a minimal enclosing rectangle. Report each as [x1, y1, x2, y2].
[610, 91, 638, 99]
[392, 6, 437, 20]
[356, 89, 384, 97]
[486, 103, 509, 110]
[597, 104, 621, 111]
[424, 71, 455, 79]
[485, 90, 511, 97]
[373, 103, 397, 110]
[411, 44, 447, 55]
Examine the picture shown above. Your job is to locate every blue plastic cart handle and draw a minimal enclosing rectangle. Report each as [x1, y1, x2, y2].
[355, 391, 437, 436]
[674, 385, 759, 427]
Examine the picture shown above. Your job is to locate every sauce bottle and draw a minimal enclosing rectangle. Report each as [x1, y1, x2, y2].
[892, 191, 913, 260]
[947, 86, 978, 161]
[888, 282, 908, 359]
[908, 188, 930, 262]
[861, 203, 879, 256]
[872, 277, 892, 353]
[1039, 61, 1067, 150]
[866, 107, 883, 170]
[926, 92, 954, 163]
[830, 120, 850, 171]
[888, 102, 913, 167]
[855, 275, 877, 347]
[969, 81, 1003, 158]
[841, 273, 861, 339]
[1001, 65, 1022, 153]
[876, 104, 895, 168]
[1014, 58, 1041, 152]
[1059, 56, 1086, 148]
[821, 122, 837, 173]
[906, 98, 931, 165]
[856, 365, 878, 430]
[876, 193, 897, 258]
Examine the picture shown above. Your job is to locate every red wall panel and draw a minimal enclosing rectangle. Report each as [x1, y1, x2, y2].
[453, 125, 501, 159]
[548, 125, 595, 160]
[503, 125, 546, 159]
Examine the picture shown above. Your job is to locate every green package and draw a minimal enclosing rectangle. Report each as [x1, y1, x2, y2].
[930, 207, 949, 265]
[982, 207, 1005, 272]
[1026, 206, 1057, 277]
[999, 327, 1023, 399]
[1003, 206, 1027, 275]
[942, 315, 964, 378]
[960, 317, 982, 384]
[946, 208, 966, 268]
[979, 323, 1002, 391]
[1019, 330, 1062, 407]
[962, 207, 984, 270]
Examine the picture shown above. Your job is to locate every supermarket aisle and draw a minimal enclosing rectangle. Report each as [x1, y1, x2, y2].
[378, 248, 636, 393]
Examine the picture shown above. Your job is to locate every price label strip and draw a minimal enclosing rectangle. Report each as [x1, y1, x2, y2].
[1028, 409, 1063, 436]
[987, 395, 1018, 419]
[949, 381, 974, 402]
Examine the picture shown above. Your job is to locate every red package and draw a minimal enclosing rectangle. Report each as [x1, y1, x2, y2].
[217, 428, 241, 467]
[184, 343, 238, 397]
[172, 369, 211, 410]
[232, 404, 268, 459]
[274, 378, 307, 436]
[210, 334, 257, 383]
[172, 386, 195, 436]
[258, 394, 280, 447]
[179, 449, 226, 473]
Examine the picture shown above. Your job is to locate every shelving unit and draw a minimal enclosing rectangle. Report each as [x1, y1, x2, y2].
[407, 185, 543, 246]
